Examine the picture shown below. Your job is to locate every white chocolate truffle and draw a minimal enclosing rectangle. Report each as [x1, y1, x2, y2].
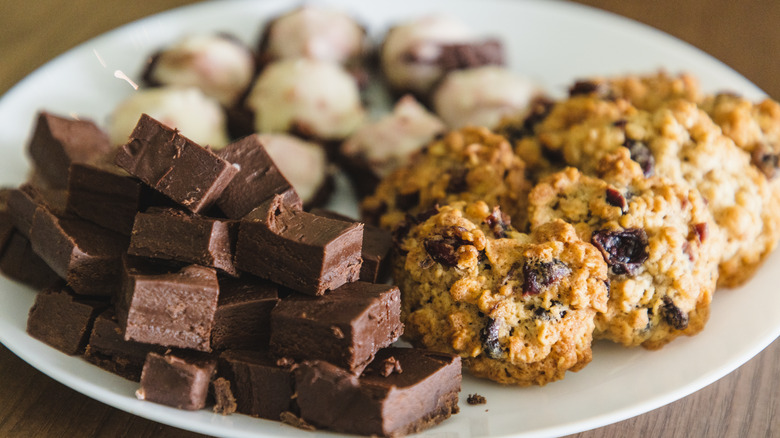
[256, 133, 330, 205]
[341, 95, 446, 179]
[433, 66, 542, 129]
[108, 86, 229, 148]
[145, 34, 255, 107]
[260, 6, 365, 64]
[246, 58, 365, 140]
[380, 15, 475, 96]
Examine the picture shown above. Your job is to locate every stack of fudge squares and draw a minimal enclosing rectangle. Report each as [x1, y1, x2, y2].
[0, 111, 461, 437]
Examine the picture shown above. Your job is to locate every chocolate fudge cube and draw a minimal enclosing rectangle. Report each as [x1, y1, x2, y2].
[66, 163, 146, 235]
[311, 208, 393, 283]
[0, 231, 60, 289]
[218, 349, 295, 420]
[84, 309, 165, 381]
[128, 207, 238, 276]
[27, 112, 113, 188]
[211, 276, 279, 351]
[295, 348, 461, 437]
[114, 114, 238, 214]
[30, 207, 128, 296]
[116, 258, 219, 352]
[0, 210, 12, 254]
[269, 281, 402, 373]
[7, 184, 67, 238]
[137, 350, 217, 410]
[235, 195, 363, 295]
[216, 135, 301, 219]
[26, 284, 107, 355]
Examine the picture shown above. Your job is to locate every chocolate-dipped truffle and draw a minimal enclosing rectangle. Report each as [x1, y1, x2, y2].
[258, 6, 366, 65]
[380, 15, 504, 97]
[340, 95, 445, 196]
[257, 133, 332, 208]
[108, 86, 229, 148]
[144, 33, 256, 107]
[432, 66, 542, 129]
[245, 58, 365, 141]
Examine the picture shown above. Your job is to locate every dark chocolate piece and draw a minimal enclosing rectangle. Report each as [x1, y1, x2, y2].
[295, 348, 461, 437]
[26, 284, 107, 355]
[66, 163, 148, 235]
[128, 207, 238, 276]
[0, 231, 60, 290]
[269, 281, 402, 373]
[211, 276, 279, 351]
[235, 195, 363, 295]
[216, 135, 301, 219]
[83, 309, 165, 381]
[217, 349, 295, 420]
[114, 114, 238, 214]
[311, 208, 393, 283]
[212, 377, 238, 415]
[27, 112, 113, 188]
[30, 207, 128, 296]
[137, 350, 217, 410]
[116, 258, 219, 352]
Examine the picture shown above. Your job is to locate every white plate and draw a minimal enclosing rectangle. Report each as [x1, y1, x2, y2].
[0, 1, 778, 437]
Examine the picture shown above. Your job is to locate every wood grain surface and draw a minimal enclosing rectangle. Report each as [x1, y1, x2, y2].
[0, 1, 778, 437]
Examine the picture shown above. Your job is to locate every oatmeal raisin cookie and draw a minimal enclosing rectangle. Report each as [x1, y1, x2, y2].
[395, 201, 608, 385]
[528, 167, 721, 348]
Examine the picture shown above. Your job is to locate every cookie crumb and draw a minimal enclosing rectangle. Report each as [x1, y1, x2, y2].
[280, 411, 316, 431]
[467, 393, 487, 405]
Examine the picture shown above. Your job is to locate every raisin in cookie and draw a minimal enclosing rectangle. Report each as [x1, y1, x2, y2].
[528, 167, 721, 348]
[395, 201, 608, 386]
[360, 126, 531, 231]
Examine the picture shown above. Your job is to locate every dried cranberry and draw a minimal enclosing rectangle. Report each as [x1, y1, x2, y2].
[480, 318, 502, 359]
[692, 223, 708, 242]
[484, 206, 511, 238]
[591, 228, 649, 276]
[499, 97, 554, 141]
[568, 80, 610, 98]
[605, 187, 628, 213]
[541, 145, 565, 165]
[613, 119, 628, 128]
[423, 226, 471, 267]
[624, 138, 655, 177]
[522, 259, 571, 296]
[395, 191, 420, 210]
[751, 143, 779, 179]
[660, 296, 688, 330]
[446, 168, 469, 193]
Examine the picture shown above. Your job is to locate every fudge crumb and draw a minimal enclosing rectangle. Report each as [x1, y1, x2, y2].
[212, 377, 237, 415]
[467, 393, 487, 405]
[280, 411, 316, 431]
[380, 356, 403, 377]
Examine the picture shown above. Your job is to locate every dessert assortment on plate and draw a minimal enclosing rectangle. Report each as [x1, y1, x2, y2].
[2, 3, 780, 436]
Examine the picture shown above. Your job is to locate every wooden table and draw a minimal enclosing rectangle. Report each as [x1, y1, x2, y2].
[0, 1, 778, 437]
